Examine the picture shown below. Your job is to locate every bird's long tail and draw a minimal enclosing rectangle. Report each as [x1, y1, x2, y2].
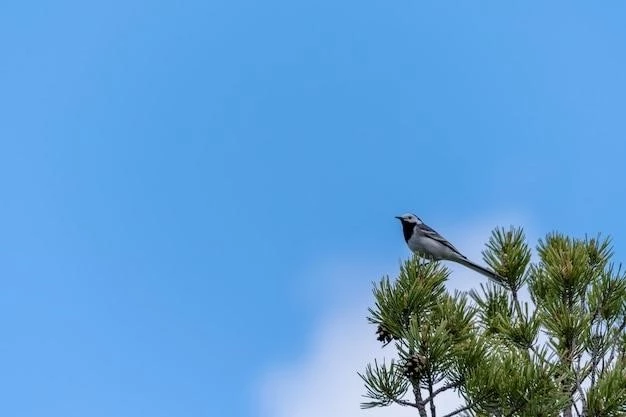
[456, 258, 502, 282]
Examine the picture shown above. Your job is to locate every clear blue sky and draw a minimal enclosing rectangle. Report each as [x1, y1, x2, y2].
[2, 2, 626, 417]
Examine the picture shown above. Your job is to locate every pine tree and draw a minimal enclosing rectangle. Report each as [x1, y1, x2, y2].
[360, 227, 626, 417]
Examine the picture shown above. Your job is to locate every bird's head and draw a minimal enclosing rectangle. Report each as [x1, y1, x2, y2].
[394, 213, 422, 225]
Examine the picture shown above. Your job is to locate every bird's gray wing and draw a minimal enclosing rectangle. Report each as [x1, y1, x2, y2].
[417, 223, 466, 257]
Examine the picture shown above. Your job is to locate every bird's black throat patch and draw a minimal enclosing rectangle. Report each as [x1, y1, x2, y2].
[400, 221, 414, 242]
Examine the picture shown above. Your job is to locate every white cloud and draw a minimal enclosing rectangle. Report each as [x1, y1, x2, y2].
[257, 213, 531, 417]
[258, 302, 417, 417]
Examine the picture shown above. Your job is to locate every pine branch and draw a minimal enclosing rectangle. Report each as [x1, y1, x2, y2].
[412, 380, 428, 417]
[576, 316, 626, 389]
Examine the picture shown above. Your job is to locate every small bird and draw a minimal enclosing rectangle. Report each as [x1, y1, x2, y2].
[395, 213, 501, 281]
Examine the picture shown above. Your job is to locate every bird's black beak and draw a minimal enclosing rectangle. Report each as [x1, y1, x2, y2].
[394, 216, 403, 220]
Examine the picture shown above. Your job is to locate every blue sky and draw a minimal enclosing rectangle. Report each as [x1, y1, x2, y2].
[2, 1, 626, 417]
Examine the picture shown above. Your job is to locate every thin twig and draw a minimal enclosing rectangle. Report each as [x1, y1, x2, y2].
[419, 382, 459, 406]
[572, 398, 582, 417]
[604, 318, 626, 368]
[441, 403, 473, 417]
[511, 290, 524, 319]
[427, 374, 436, 417]
[529, 344, 553, 368]
[572, 350, 588, 415]
[393, 399, 418, 408]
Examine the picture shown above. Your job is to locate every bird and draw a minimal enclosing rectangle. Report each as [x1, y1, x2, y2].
[395, 213, 501, 281]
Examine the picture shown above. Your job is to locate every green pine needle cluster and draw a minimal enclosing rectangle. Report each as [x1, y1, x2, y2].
[360, 227, 626, 417]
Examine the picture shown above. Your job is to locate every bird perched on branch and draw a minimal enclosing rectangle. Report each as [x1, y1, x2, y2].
[395, 213, 501, 281]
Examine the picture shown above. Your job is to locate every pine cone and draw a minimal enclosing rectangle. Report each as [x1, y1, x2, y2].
[376, 325, 393, 344]
[403, 353, 426, 379]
